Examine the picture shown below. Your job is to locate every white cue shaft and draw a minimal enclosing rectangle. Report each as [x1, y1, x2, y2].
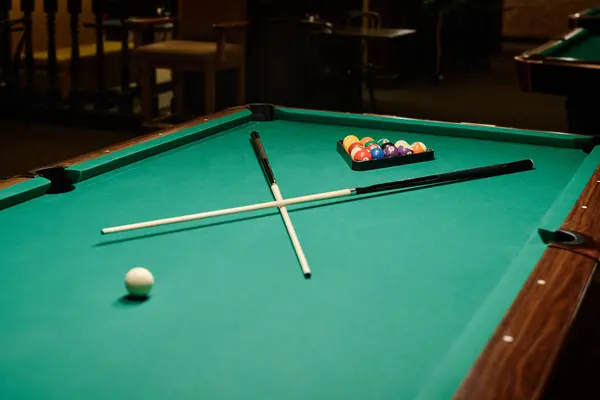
[270, 183, 311, 277]
[101, 188, 353, 234]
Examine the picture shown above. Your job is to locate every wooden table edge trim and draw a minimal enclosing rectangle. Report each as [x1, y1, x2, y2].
[0, 107, 246, 192]
[454, 165, 600, 400]
[55, 107, 247, 169]
[0, 177, 36, 190]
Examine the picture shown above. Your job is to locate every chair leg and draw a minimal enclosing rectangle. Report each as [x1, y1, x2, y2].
[204, 69, 216, 114]
[173, 71, 185, 117]
[236, 63, 245, 105]
[140, 64, 154, 122]
[366, 64, 377, 114]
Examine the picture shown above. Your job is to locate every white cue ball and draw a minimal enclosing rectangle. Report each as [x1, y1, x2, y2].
[125, 267, 154, 297]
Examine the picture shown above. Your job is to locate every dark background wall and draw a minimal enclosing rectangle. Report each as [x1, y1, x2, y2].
[245, 0, 504, 107]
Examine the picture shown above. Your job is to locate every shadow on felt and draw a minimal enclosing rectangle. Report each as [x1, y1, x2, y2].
[114, 294, 150, 308]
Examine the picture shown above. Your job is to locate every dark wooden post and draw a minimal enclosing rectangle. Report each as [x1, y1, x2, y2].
[68, 0, 82, 109]
[91, 0, 107, 111]
[20, 0, 35, 106]
[44, 0, 59, 103]
[0, 0, 12, 96]
[118, 0, 132, 114]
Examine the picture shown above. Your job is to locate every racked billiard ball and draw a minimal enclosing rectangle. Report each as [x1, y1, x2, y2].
[366, 143, 380, 152]
[377, 138, 390, 146]
[347, 142, 364, 154]
[395, 140, 410, 149]
[412, 142, 427, 154]
[396, 146, 413, 156]
[363, 140, 377, 148]
[353, 148, 372, 162]
[360, 136, 375, 146]
[383, 145, 397, 157]
[343, 135, 359, 151]
[370, 147, 385, 160]
[350, 146, 365, 159]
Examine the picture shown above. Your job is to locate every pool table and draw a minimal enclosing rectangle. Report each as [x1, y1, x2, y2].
[569, 7, 600, 30]
[1, 104, 600, 399]
[515, 27, 600, 135]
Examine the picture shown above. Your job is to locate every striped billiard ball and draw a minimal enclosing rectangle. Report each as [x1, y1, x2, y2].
[360, 136, 375, 146]
[395, 140, 410, 149]
[353, 148, 372, 162]
[377, 138, 390, 146]
[396, 146, 413, 156]
[363, 140, 377, 148]
[347, 142, 364, 154]
[411, 142, 427, 153]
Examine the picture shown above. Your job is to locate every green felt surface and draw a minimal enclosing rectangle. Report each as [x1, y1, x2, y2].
[542, 29, 600, 61]
[584, 7, 600, 17]
[0, 177, 51, 211]
[0, 110, 597, 399]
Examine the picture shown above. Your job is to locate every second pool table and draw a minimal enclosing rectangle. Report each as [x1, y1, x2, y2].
[569, 7, 600, 30]
[1, 105, 600, 399]
[515, 27, 600, 135]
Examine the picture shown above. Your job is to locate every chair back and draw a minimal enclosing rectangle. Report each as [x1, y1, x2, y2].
[345, 10, 381, 29]
[177, 0, 246, 41]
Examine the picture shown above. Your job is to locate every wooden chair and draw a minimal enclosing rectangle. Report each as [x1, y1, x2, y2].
[132, 0, 247, 122]
[345, 10, 381, 113]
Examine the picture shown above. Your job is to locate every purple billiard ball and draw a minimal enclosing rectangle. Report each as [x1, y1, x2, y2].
[370, 147, 385, 160]
[396, 146, 414, 156]
[383, 145, 397, 157]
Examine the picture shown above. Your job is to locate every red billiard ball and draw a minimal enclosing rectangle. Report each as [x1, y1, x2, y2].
[352, 148, 372, 162]
[347, 142, 364, 155]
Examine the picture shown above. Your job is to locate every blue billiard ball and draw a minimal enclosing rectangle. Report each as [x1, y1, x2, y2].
[370, 147, 385, 160]
[396, 146, 414, 157]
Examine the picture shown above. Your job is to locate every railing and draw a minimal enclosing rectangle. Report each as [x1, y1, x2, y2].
[0, 0, 175, 126]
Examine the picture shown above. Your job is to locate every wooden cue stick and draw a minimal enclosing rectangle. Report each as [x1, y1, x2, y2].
[251, 131, 311, 277]
[101, 159, 534, 235]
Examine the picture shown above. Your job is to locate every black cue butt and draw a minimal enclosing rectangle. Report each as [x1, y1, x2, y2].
[250, 131, 276, 185]
[356, 159, 535, 195]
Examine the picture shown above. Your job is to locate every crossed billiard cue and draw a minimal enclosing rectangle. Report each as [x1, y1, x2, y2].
[102, 131, 535, 278]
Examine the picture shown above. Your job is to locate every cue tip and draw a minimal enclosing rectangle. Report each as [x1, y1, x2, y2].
[304, 272, 312, 279]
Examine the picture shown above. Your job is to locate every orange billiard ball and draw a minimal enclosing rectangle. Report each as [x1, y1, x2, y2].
[411, 142, 427, 154]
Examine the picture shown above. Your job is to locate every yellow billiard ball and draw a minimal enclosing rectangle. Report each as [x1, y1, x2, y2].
[343, 135, 359, 151]
[395, 140, 410, 149]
